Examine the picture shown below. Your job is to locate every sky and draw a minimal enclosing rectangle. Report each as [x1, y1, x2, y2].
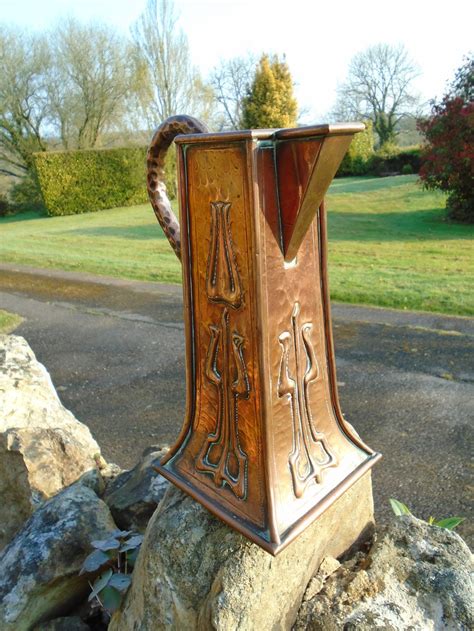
[1, 0, 472, 122]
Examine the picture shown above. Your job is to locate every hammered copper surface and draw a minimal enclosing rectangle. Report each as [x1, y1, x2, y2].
[147, 117, 381, 554]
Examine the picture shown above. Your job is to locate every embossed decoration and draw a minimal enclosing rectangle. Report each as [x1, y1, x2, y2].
[206, 201, 242, 308]
[278, 302, 336, 498]
[196, 308, 249, 499]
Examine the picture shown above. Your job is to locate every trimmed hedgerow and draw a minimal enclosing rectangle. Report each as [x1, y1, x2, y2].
[33, 146, 150, 216]
[369, 144, 421, 176]
[336, 120, 422, 177]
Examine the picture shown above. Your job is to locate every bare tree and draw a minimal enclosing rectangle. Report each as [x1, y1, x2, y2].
[131, 0, 214, 126]
[210, 55, 256, 129]
[47, 19, 136, 149]
[0, 26, 49, 177]
[331, 43, 420, 146]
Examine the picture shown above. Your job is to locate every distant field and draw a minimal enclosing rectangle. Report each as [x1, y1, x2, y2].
[0, 175, 472, 316]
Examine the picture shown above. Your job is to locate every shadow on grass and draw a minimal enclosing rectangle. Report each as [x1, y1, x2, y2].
[327, 209, 473, 242]
[0, 209, 47, 224]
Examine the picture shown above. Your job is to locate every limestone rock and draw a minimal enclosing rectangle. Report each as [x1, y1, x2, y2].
[109, 472, 374, 631]
[0, 334, 103, 549]
[303, 556, 341, 601]
[295, 514, 474, 631]
[0, 483, 117, 631]
[104, 446, 169, 532]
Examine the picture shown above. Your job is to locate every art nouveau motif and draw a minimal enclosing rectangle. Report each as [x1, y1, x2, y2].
[196, 308, 249, 499]
[206, 201, 242, 308]
[278, 302, 336, 498]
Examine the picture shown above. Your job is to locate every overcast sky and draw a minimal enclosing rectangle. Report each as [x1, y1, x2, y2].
[1, 0, 472, 121]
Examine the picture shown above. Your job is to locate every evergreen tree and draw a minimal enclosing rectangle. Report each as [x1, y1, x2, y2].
[241, 54, 298, 129]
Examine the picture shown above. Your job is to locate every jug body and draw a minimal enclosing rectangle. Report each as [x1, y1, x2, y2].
[149, 120, 380, 554]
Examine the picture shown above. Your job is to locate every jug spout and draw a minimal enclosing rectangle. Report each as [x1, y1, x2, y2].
[275, 123, 365, 261]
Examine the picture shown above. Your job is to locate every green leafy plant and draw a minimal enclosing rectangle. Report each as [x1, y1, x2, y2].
[389, 498, 464, 531]
[80, 529, 143, 617]
[426, 516, 465, 530]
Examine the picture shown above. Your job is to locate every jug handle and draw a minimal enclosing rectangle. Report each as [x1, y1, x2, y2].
[147, 115, 208, 260]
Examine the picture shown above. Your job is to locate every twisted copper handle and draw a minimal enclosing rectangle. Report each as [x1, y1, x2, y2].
[147, 115, 208, 260]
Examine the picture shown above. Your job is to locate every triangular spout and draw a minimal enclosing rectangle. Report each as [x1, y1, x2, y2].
[275, 123, 364, 261]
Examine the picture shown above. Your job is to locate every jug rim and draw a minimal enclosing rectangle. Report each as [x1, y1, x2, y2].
[174, 122, 365, 145]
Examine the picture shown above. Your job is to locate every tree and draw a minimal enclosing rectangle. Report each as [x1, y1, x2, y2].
[241, 54, 298, 129]
[0, 18, 137, 185]
[332, 44, 420, 147]
[47, 19, 136, 150]
[210, 55, 256, 129]
[0, 26, 49, 178]
[131, 0, 213, 126]
[417, 55, 474, 223]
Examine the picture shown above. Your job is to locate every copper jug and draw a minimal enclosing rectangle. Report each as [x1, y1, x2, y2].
[147, 116, 381, 555]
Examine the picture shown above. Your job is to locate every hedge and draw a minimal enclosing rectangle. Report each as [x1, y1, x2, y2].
[337, 120, 374, 176]
[33, 145, 178, 217]
[369, 145, 421, 175]
[337, 136, 422, 178]
[33, 146, 149, 216]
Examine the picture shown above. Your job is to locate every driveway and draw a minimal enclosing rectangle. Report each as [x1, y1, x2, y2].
[1, 263, 472, 545]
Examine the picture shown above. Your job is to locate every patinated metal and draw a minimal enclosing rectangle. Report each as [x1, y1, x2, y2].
[147, 115, 381, 555]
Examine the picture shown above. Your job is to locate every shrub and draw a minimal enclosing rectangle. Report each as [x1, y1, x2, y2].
[369, 145, 421, 175]
[337, 120, 374, 176]
[9, 173, 44, 211]
[417, 55, 473, 223]
[0, 175, 44, 217]
[402, 163, 414, 175]
[0, 193, 10, 217]
[33, 146, 150, 216]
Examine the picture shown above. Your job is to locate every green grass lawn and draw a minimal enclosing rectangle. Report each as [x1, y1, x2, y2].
[0, 309, 23, 334]
[0, 175, 472, 315]
[326, 176, 473, 315]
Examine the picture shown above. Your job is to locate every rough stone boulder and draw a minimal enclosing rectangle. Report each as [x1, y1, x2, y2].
[294, 514, 474, 630]
[34, 616, 90, 631]
[104, 446, 169, 532]
[109, 473, 374, 631]
[0, 482, 117, 631]
[0, 334, 103, 549]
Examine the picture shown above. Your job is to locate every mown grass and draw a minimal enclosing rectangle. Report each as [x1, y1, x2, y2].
[0, 309, 23, 334]
[0, 204, 181, 284]
[326, 176, 473, 315]
[0, 175, 472, 315]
